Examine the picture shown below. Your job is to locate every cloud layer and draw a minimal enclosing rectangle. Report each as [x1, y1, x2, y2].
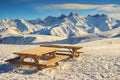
[39, 4, 120, 12]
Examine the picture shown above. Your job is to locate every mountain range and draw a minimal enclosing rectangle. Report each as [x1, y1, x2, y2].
[0, 13, 120, 37]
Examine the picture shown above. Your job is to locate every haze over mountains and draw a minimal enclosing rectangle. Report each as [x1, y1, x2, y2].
[0, 13, 120, 37]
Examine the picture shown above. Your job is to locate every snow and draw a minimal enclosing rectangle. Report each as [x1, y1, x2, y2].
[0, 38, 120, 80]
[50, 24, 87, 37]
[0, 13, 120, 79]
[0, 13, 120, 37]
[0, 34, 67, 44]
[0, 26, 120, 44]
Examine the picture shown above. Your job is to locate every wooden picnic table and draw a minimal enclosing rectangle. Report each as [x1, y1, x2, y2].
[13, 47, 59, 64]
[6, 46, 70, 70]
[41, 44, 83, 58]
[6, 45, 83, 70]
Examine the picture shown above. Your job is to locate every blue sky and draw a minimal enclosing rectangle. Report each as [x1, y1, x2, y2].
[0, 0, 120, 20]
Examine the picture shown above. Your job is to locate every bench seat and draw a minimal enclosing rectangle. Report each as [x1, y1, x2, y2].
[5, 55, 70, 70]
[5, 56, 20, 63]
[41, 55, 70, 67]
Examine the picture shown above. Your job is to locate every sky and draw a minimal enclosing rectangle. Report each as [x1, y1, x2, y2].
[0, 0, 120, 20]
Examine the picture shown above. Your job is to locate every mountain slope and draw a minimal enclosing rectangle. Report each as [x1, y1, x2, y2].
[0, 13, 120, 37]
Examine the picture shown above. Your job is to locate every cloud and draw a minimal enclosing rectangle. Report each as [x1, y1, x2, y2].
[51, 4, 98, 10]
[97, 4, 120, 12]
[38, 4, 120, 12]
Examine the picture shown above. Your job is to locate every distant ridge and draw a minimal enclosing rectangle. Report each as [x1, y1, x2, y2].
[0, 13, 120, 37]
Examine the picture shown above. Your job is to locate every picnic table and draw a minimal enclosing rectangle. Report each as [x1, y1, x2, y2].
[41, 44, 83, 58]
[6, 46, 69, 70]
[6, 45, 83, 70]
[14, 47, 59, 63]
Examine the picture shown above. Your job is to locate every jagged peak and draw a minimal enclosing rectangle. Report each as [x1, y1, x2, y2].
[87, 14, 107, 17]
[74, 13, 79, 16]
[44, 16, 56, 21]
[32, 18, 43, 22]
[68, 12, 79, 17]
[69, 12, 74, 16]
[28, 18, 44, 24]
[58, 14, 67, 19]
[35, 18, 42, 21]
[1, 19, 13, 22]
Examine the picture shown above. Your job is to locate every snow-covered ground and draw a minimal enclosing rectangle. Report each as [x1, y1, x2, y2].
[0, 38, 120, 80]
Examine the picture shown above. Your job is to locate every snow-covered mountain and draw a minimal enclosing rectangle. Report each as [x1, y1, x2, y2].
[0, 27, 119, 44]
[0, 13, 120, 37]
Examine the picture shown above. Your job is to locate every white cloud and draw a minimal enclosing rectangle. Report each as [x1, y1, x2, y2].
[51, 4, 98, 10]
[38, 4, 120, 12]
[97, 4, 120, 12]
[108, 13, 120, 19]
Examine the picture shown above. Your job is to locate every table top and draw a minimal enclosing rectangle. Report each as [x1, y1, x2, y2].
[14, 47, 59, 56]
[41, 44, 83, 49]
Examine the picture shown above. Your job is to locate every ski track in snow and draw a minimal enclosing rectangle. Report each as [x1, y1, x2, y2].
[0, 38, 120, 80]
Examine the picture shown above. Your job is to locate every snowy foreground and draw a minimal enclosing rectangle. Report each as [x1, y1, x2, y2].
[0, 38, 120, 80]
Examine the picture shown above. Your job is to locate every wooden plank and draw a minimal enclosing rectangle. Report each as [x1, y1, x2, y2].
[5, 57, 20, 62]
[57, 50, 83, 53]
[41, 55, 69, 66]
[55, 53, 72, 57]
[14, 47, 59, 56]
[8, 60, 40, 66]
[6, 55, 70, 69]
[14, 46, 59, 54]
[41, 44, 83, 49]
[57, 50, 72, 52]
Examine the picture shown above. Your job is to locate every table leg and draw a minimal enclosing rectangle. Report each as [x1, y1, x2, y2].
[51, 51, 56, 58]
[45, 51, 56, 60]
[16, 55, 26, 67]
[19, 55, 26, 62]
[72, 49, 79, 58]
[32, 56, 40, 64]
